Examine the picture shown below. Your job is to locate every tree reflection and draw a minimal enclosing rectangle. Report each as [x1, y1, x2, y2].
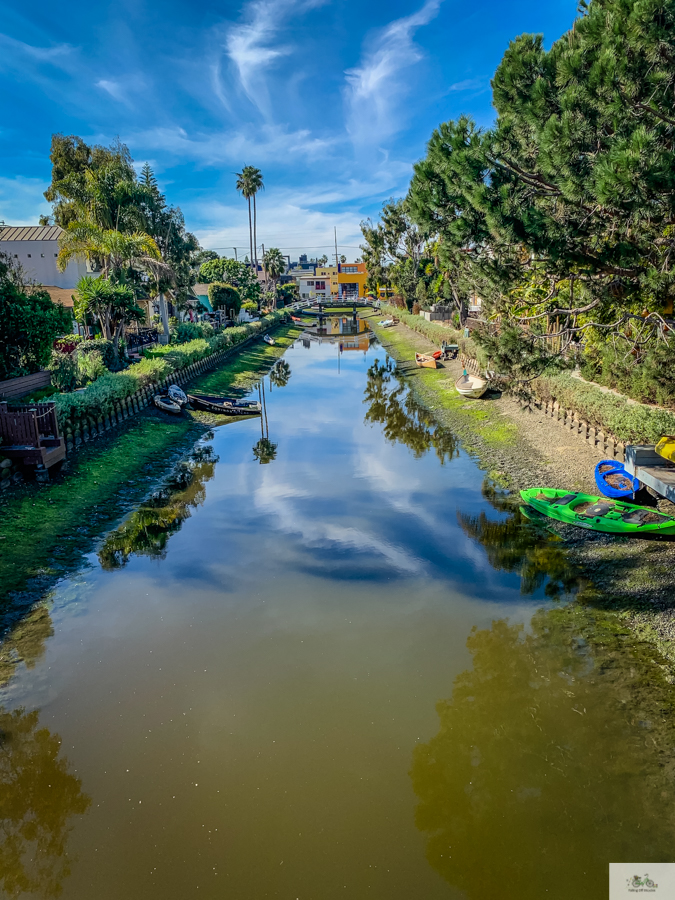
[0, 707, 90, 898]
[411, 607, 675, 900]
[458, 478, 582, 597]
[0, 606, 54, 690]
[269, 359, 291, 389]
[98, 445, 218, 569]
[363, 359, 457, 463]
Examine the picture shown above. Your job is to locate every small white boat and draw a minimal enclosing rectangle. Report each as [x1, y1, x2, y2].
[455, 370, 488, 399]
[154, 395, 183, 414]
[263, 334, 275, 345]
[378, 319, 394, 327]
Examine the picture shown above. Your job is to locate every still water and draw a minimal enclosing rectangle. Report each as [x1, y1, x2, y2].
[1, 331, 674, 899]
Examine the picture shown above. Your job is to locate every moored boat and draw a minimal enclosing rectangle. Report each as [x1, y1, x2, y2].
[263, 334, 275, 345]
[657, 435, 675, 463]
[520, 487, 675, 536]
[154, 384, 188, 415]
[594, 459, 640, 498]
[187, 393, 262, 416]
[415, 353, 438, 369]
[455, 370, 487, 398]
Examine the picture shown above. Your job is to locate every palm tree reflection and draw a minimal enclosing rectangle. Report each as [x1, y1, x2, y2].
[253, 380, 278, 464]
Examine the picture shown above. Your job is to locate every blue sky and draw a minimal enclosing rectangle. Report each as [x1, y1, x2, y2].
[0, 0, 575, 259]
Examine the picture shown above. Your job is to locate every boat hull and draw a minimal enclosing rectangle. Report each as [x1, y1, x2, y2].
[415, 353, 437, 369]
[263, 335, 275, 345]
[187, 394, 262, 416]
[594, 459, 640, 498]
[520, 487, 675, 535]
[154, 395, 183, 415]
[455, 374, 487, 398]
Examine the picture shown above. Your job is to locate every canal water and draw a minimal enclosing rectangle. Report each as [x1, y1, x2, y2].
[1, 329, 674, 899]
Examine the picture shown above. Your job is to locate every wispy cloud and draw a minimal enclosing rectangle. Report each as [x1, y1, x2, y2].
[344, 0, 443, 145]
[446, 77, 486, 94]
[96, 79, 129, 104]
[225, 0, 292, 110]
[0, 32, 76, 67]
[126, 123, 335, 166]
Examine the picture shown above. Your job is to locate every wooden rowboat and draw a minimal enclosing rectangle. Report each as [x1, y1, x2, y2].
[187, 393, 262, 416]
[455, 371, 488, 398]
[415, 353, 438, 369]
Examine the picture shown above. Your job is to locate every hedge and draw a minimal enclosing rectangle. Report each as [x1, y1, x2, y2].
[534, 372, 675, 445]
[53, 311, 285, 427]
[377, 304, 486, 364]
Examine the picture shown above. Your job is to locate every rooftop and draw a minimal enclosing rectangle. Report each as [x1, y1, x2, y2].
[0, 225, 64, 241]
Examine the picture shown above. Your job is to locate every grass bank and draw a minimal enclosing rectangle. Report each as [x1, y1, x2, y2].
[0, 326, 299, 613]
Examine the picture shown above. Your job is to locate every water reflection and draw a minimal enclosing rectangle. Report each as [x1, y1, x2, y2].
[98, 444, 218, 569]
[0, 707, 90, 898]
[0, 606, 53, 690]
[458, 479, 582, 597]
[363, 359, 458, 463]
[253, 379, 278, 464]
[269, 359, 291, 389]
[411, 606, 675, 899]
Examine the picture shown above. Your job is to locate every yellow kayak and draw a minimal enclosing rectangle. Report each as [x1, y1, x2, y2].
[656, 435, 675, 464]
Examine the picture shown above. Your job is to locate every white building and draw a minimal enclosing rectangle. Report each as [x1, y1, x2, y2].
[0, 225, 88, 293]
[297, 274, 331, 301]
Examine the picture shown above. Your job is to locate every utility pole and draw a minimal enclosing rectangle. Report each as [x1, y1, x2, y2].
[334, 227, 340, 300]
[334, 227, 339, 269]
[233, 247, 238, 261]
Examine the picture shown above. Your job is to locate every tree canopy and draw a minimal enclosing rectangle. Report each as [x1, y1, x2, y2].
[199, 257, 261, 305]
[0, 255, 72, 380]
[365, 0, 675, 391]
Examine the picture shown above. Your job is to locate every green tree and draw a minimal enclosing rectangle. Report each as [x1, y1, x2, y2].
[360, 199, 427, 309]
[74, 276, 144, 354]
[408, 0, 675, 374]
[207, 282, 241, 315]
[198, 257, 261, 305]
[235, 166, 264, 276]
[0, 255, 72, 380]
[262, 247, 286, 306]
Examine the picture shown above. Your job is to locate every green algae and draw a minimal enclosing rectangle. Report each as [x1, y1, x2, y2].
[0, 325, 300, 607]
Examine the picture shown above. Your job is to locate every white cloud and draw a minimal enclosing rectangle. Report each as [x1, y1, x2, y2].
[344, 0, 443, 146]
[447, 77, 484, 92]
[0, 32, 75, 67]
[186, 195, 363, 257]
[225, 0, 292, 111]
[96, 79, 128, 103]
[126, 123, 335, 166]
[0, 176, 51, 225]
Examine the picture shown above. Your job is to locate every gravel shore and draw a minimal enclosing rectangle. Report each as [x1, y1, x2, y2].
[371, 318, 675, 665]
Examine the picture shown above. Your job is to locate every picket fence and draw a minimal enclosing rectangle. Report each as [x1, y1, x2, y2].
[62, 334, 257, 456]
[459, 353, 626, 462]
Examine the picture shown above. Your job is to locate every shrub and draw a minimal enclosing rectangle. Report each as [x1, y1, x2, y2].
[208, 283, 241, 314]
[78, 338, 118, 370]
[242, 300, 258, 314]
[534, 372, 675, 444]
[47, 351, 78, 393]
[54, 334, 84, 354]
[77, 350, 107, 385]
[52, 309, 286, 426]
[173, 322, 215, 344]
[378, 303, 484, 364]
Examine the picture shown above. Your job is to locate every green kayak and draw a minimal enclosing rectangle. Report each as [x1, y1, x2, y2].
[520, 488, 675, 536]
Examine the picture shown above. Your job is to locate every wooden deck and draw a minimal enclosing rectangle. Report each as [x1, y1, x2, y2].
[625, 445, 675, 503]
[0, 401, 66, 470]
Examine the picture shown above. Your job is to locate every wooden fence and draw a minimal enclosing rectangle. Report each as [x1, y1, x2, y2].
[0, 370, 51, 400]
[459, 353, 626, 462]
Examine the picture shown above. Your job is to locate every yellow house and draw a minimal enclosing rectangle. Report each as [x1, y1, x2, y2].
[337, 262, 367, 300]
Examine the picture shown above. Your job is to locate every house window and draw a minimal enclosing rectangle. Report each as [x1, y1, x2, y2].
[316, 281, 326, 290]
[307, 281, 314, 287]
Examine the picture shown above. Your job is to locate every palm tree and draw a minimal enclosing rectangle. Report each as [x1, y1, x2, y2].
[262, 247, 286, 306]
[57, 223, 161, 277]
[235, 166, 263, 277]
[235, 168, 255, 273]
